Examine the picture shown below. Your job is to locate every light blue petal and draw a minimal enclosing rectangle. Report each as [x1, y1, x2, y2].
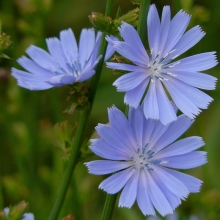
[12, 68, 53, 90]
[170, 78, 213, 109]
[146, 171, 173, 216]
[159, 6, 171, 53]
[112, 41, 147, 67]
[148, 4, 161, 56]
[86, 32, 102, 65]
[108, 106, 136, 150]
[162, 151, 207, 169]
[165, 76, 213, 113]
[12, 68, 49, 81]
[89, 32, 101, 65]
[164, 25, 205, 61]
[146, 120, 169, 151]
[119, 170, 138, 208]
[142, 118, 156, 147]
[60, 28, 78, 62]
[173, 70, 217, 90]
[119, 22, 149, 62]
[106, 62, 144, 72]
[128, 106, 145, 147]
[156, 80, 177, 125]
[163, 77, 201, 118]
[16, 80, 52, 90]
[162, 167, 202, 193]
[143, 81, 159, 120]
[85, 160, 132, 175]
[90, 139, 131, 160]
[155, 136, 204, 159]
[169, 52, 218, 71]
[17, 56, 53, 77]
[137, 170, 155, 216]
[152, 166, 189, 199]
[46, 37, 68, 71]
[46, 74, 76, 86]
[99, 167, 134, 194]
[77, 69, 95, 82]
[105, 36, 118, 61]
[151, 171, 181, 210]
[79, 29, 95, 68]
[161, 10, 191, 59]
[124, 77, 150, 108]
[26, 45, 57, 70]
[82, 54, 101, 79]
[96, 124, 134, 154]
[153, 115, 194, 152]
[22, 213, 34, 220]
[113, 71, 149, 92]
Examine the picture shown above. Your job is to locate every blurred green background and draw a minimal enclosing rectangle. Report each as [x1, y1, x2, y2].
[0, 0, 220, 219]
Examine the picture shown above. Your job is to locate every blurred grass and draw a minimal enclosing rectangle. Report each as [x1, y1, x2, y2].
[0, 0, 220, 219]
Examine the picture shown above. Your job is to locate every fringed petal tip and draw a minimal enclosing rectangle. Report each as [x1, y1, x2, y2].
[105, 35, 115, 45]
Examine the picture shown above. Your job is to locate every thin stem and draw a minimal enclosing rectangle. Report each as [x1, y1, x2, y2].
[101, 194, 117, 220]
[0, 170, 3, 210]
[101, 1, 150, 219]
[48, 0, 114, 219]
[48, 112, 88, 220]
[105, 0, 114, 16]
[137, 0, 150, 46]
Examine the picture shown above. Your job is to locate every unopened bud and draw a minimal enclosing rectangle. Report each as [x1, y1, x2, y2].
[0, 21, 11, 59]
[89, 12, 112, 32]
[115, 8, 139, 27]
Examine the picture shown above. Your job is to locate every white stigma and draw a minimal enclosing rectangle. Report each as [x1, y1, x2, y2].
[147, 48, 179, 82]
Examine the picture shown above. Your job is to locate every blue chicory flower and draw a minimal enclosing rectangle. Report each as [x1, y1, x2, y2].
[106, 4, 218, 125]
[85, 105, 206, 216]
[12, 28, 115, 90]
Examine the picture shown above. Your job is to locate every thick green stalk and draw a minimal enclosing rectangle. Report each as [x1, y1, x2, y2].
[101, 194, 117, 220]
[48, 0, 114, 219]
[101, 1, 150, 220]
[137, 0, 150, 46]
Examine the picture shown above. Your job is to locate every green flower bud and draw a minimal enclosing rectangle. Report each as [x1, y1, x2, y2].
[89, 12, 112, 32]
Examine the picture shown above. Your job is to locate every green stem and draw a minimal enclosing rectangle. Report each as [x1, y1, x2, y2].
[101, 194, 117, 220]
[101, 1, 150, 219]
[0, 170, 3, 210]
[48, 0, 114, 219]
[137, 0, 150, 46]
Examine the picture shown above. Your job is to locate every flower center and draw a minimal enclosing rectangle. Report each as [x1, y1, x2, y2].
[66, 59, 82, 77]
[54, 56, 82, 78]
[147, 49, 179, 82]
[131, 144, 168, 171]
[132, 144, 155, 171]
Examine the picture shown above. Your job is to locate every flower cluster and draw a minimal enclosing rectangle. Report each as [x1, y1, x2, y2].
[85, 4, 216, 217]
[11, 3, 217, 219]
